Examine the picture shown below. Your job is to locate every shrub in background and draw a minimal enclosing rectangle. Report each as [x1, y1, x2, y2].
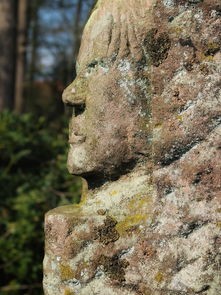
[0, 111, 81, 294]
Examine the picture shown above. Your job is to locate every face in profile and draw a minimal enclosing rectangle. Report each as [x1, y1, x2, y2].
[62, 3, 150, 180]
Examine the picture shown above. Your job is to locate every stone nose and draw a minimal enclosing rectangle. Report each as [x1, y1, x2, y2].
[62, 78, 87, 106]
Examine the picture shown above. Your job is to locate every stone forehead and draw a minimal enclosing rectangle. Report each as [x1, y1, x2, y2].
[77, 0, 155, 69]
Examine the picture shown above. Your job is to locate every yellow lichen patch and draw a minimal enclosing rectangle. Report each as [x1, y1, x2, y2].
[95, 200, 102, 205]
[177, 115, 183, 122]
[116, 214, 147, 235]
[216, 222, 221, 228]
[64, 289, 75, 295]
[198, 53, 214, 62]
[169, 26, 182, 37]
[60, 263, 75, 281]
[109, 190, 118, 196]
[127, 194, 152, 212]
[154, 123, 162, 129]
[155, 271, 164, 283]
[206, 42, 220, 55]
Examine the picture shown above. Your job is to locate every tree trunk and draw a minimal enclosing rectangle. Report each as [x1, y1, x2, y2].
[66, 0, 83, 82]
[28, 0, 39, 83]
[0, 0, 17, 111]
[14, 0, 28, 113]
[73, 0, 83, 59]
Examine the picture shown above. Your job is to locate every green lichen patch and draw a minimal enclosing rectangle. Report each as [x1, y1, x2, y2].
[144, 29, 171, 67]
[94, 215, 120, 245]
[97, 254, 129, 283]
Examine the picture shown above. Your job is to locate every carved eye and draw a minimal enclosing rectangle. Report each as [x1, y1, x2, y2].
[88, 60, 99, 69]
[85, 59, 108, 77]
[86, 60, 99, 75]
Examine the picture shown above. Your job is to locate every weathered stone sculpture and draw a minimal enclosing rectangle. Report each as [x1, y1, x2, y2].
[44, 0, 221, 294]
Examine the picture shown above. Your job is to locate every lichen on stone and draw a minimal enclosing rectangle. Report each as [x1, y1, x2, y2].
[144, 28, 171, 66]
[96, 254, 129, 283]
[154, 271, 164, 283]
[116, 214, 147, 235]
[204, 42, 220, 56]
[44, 0, 221, 294]
[64, 289, 75, 295]
[94, 215, 120, 245]
[60, 263, 75, 281]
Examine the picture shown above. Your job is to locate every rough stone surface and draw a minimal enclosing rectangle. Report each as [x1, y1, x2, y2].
[43, 0, 221, 294]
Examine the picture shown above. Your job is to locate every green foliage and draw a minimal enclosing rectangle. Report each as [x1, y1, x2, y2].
[0, 111, 81, 294]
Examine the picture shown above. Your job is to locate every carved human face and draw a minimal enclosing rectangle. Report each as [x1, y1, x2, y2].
[62, 8, 150, 179]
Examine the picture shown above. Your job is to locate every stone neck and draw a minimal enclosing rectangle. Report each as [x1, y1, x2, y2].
[81, 164, 153, 216]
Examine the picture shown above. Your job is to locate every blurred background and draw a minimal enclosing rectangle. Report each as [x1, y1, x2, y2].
[0, 0, 95, 294]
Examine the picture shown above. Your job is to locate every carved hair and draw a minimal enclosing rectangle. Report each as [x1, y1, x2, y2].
[77, 0, 154, 68]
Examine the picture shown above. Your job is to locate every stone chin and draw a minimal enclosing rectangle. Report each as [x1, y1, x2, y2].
[67, 144, 92, 175]
[67, 144, 107, 177]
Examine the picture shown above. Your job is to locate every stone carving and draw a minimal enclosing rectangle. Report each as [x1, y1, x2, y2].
[62, 1, 153, 181]
[44, 0, 221, 294]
